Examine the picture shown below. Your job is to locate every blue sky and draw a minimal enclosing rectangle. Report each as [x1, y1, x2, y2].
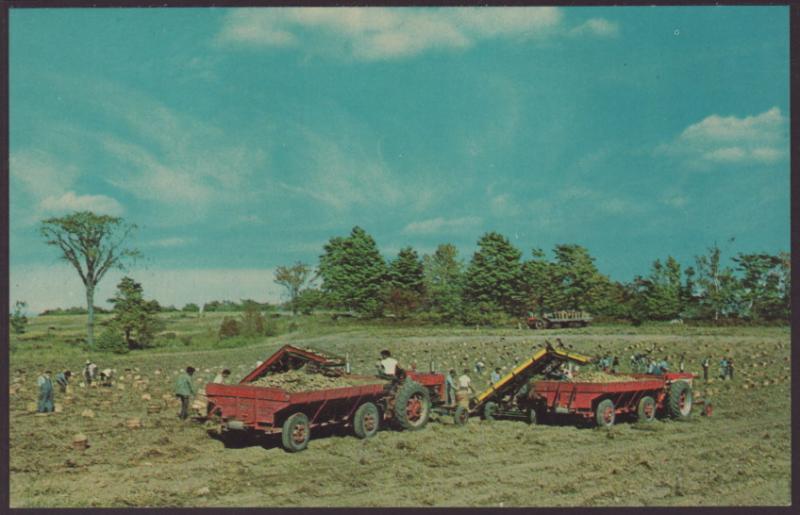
[9, 7, 790, 313]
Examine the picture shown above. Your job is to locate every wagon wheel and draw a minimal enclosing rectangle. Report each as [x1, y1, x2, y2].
[393, 380, 430, 431]
[636, 396, 656, 422]
[353, 402, 380, 439]
[527, 406, 540, 425]
[595, 399, 615, 427]
[281, 413, 310, 452]
[483, 401, 498, 421]
[453, 405, 469, 426]
[668, 381, 693, 419]
[534, 320, 545, 330]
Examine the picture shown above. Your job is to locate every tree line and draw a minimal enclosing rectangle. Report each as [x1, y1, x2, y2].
[284, 226, 790, 325]
[24, 212, 790, 350]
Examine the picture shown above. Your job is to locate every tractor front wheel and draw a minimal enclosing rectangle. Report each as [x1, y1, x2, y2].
[595, 399, 615, 428]
[281, 413, 310, 452]
[483, 401, 498, 421]
[354, 402, 380, 439]
[454, 405, 469, 426]
[534, 320, 545, 330]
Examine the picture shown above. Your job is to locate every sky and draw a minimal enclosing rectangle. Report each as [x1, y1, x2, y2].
[8, 6, 790, 314]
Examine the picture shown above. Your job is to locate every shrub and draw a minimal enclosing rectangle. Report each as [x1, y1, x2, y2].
[240, 306, 265, 337]
[219, 317, 241, 339]
[264, 317, 280, 337]
[96, 326, 129, 354]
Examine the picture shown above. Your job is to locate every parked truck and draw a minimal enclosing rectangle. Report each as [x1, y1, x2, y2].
[526, 310, 593, 329]
[205, 345, 446, 452]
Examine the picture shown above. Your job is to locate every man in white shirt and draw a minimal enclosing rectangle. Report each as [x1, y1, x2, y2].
[213, 369, 231, 384]
[457, 369, 473, 393]
[377, 350, 398, 379]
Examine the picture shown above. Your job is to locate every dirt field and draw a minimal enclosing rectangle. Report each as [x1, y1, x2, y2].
[8, 315, 791, 507]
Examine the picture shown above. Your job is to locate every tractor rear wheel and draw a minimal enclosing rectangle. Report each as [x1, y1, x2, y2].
[393, 380, 430, 431]
[353, 402, 379, 439]
[281, 413, 310, 452]
[534, 320, 545, 330]
[453, 405, 469, 426]
[483, 401, 498, 421]
[595, 399, 615, 427]
[637, 396, 656, 422]
[668, 381, 693, 419]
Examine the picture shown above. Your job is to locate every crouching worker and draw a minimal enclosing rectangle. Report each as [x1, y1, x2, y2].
[55, 370, 71, 393]
[174, 366, 196, 420]
[99, 368, 115, 387]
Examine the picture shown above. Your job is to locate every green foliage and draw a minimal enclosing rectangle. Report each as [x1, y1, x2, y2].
[383, 247, 425, 318]
[733, 252, 790, 320]
[181, 303, 200, 313]
[203, 299, 273, 313]
[107, 277, 164, 350]
[693, 244, 739, 321]
[218, 317, 241, 339]
[460, 301, 511, 327]
[95, 326, 129, 354]
[294, 288, 328, 315]
[464, 232, 525, 316]
[318, 226, 388, 317]
[39, 210, 140, 347]
[422, 244, 464, 321]
[39, 306, 110, 316]
[10, 301, 29, 335]
[274, 262, 313, 315]
[264, 317, 280, 337]
[630, 257, 683, 321]
[240, 305, 266, 337]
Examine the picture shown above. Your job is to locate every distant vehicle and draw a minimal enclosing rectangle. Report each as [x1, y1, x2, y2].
[526, 310, 592, 329]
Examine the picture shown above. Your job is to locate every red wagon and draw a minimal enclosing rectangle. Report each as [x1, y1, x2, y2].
[527, 372, 695, 427]
[205, 345, 445, 451]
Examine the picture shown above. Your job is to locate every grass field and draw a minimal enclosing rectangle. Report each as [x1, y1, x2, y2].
[8, 314, 791, 507]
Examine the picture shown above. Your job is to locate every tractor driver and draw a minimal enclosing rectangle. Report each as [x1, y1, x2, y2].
[377, 350, 399, 379]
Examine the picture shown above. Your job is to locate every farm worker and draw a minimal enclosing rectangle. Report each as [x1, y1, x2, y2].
[99, 368, 114, 386]
[445, 369, 457, 406]
[55, 370, 71, 393]
[490, 368, 502, 384]
[611, 357, 620, 374]
[701, 357, 710, 381]
[474, 360, 485, 375]
[83, 360, 97, 386]
[719, 357, 728, 380]
[727, 357, 735, 380]
[658, 358, 669, 374]
[37, 370, 54, 413]
[175, 366, 196, 420]
[457, 369, 473, 394]
[679, 354, 686, 373]
[377, 350, 398, 379]
[213, 369, 231, 384]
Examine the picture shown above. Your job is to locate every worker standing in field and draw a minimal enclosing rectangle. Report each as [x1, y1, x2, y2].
[83, 360, 97, 386]
[727, 357, 735, 380]
[54, 370, 71, 393]
[213, 369, 231, 384]
[611, 356, 620, 374]
[679, 354, 686, 373]
[490, 367, 502, 384]
[701, 357, 710, 381]
[445, 369, 457, 406]
[719, 357, 728, 380]
[457, 369, 473, 394]
[377, 350, 398, 379]
[37, 370, 54, 413]
[174, 366, 196, 420]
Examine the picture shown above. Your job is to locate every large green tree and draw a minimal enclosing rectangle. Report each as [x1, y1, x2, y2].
[274, 262, 313, 315]
[107, 276, 162, 350]
[629, 256, 683, 321]
[318, 226, 387, 316]
[40, 211, 140, 347]
[463, 232, 525, 316]
[422, 243, 464, 321]
[733, 252, 790, 320]
[384, 247, 425, 318]
[548, 244, 608, 311]
[694, 244, 738, 320]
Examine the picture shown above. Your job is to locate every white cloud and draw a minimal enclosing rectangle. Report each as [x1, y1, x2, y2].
[664, 107, 788, 167]
[10, 264, 285, 315]
[569, 18, 619, 38]
[10, 150, 79, 199]
[216, 7, 564, 60]
[39, 191, 124, 217]
[402, 216, 482, 235]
